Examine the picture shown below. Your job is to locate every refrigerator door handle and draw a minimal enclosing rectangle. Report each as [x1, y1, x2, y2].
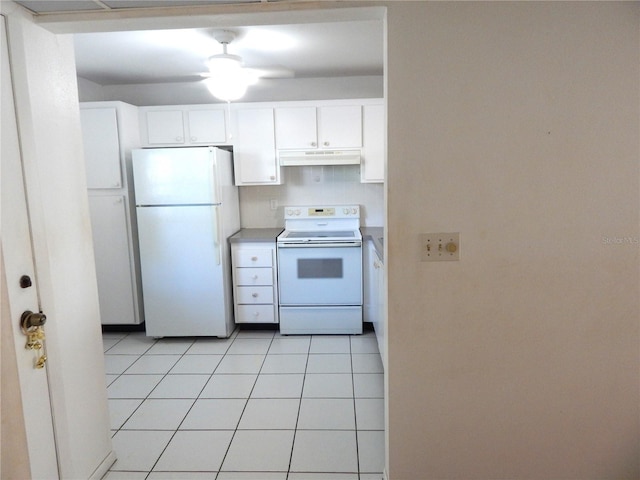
[212, 156, 221, 205]
[214, 208, 221, 266]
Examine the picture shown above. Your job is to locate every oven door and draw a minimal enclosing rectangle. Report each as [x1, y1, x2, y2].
[277, 243, 362, 306]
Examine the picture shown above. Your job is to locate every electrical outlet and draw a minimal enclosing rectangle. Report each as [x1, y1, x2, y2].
[270, 199, 278, 211]
[420, 232, 460, 262]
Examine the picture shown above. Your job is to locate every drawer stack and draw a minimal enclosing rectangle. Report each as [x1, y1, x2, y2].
[231, 244, 279, 324]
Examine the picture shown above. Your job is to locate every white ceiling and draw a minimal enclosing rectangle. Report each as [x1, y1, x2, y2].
[73, 22, 383, 86]
[14, 1, 383, 91]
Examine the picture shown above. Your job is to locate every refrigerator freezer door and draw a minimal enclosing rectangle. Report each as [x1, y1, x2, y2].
[132, 147, 219, 206]
[136, 204, 230, 337]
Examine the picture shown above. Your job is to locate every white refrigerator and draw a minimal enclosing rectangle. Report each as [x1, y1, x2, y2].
[132, 147, 240, 337]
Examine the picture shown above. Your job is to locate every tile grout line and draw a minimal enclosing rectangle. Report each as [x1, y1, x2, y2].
[107, 332, 161, 439]
[285, 333, 312, 479]
[351, 335, 363, 479]
[215, 329, 276, 479]
[125, 334, 198, 476]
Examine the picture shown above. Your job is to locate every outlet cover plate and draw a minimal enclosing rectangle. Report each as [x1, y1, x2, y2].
[420, 232, 460, 262]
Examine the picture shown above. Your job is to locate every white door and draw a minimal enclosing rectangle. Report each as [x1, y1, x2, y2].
[1, 17, 59, 479]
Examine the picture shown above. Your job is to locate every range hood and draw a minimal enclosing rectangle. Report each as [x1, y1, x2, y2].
[279, 149, 361, 167]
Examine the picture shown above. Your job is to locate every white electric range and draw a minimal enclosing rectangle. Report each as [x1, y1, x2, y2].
[276, 205, 363, 335]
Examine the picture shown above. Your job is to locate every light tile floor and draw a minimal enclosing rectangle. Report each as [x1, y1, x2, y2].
[102, 327, 385, 480]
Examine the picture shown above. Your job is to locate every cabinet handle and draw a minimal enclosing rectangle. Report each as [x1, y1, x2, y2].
[324, 141, 330, 146]
[251, 256, 258, 261]
[252, 275, 259, 280]
[190, 136, 197, 142]
[311, 142, 317, 147]
[252, 293, 259, 298]
[253, 311, 260, 317]
[270, 175, 275, 181]
[176, 136, 183, 142]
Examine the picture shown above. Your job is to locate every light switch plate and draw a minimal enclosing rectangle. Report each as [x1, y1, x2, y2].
[420, 232, 460, 262]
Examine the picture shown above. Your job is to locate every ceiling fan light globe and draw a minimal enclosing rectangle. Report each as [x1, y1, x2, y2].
[204, 77, 248, 102]
[207, 54, 243, 74]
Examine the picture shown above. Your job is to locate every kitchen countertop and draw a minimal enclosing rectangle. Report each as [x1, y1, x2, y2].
[229, 228, 284, 243]
[361, 227, 384, 262]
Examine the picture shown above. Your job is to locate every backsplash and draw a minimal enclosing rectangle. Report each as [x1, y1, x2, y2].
[239, 165, 384, 228]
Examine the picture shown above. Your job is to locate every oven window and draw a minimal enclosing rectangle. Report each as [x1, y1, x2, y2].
[297, 258, 343, 279]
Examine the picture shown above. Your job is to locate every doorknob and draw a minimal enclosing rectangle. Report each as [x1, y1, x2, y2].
[21, 310, 46, 330]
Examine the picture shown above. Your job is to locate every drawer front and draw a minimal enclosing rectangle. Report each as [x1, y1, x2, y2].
[236, 286, 274, 304]
[236, 304, 276, 323]
[235, 267, 273, 286]
[234, 248, 273, 267]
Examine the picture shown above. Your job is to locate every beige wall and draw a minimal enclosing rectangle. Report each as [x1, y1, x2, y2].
[386, 2, 639, 478]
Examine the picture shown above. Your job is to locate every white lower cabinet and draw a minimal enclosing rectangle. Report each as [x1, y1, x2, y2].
[88, 194, 141, 325]
[364, 239, 385, 369]
[232, 243, 279, 324]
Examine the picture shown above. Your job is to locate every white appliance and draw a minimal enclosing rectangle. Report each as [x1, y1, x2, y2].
[277, 205, 363, 335]
[132, 147, 240, 337]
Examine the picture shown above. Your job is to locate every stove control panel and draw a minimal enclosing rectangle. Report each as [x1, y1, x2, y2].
[284, 205, 360, 219]
[309, 207, 335, 217]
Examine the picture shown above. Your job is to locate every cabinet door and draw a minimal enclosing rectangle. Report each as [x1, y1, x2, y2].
[188, 109, 227, 144]
[318, 105, 362, 149]
[88, 195, 137, 325]
[275, 106, 317, 149]
[233, 108, 280, 185]
[361, 104, 384, 183]
[80, 107, 122, 189]
[146, 110, 185, 144]
[363, 240, 375, 323]
[375, 248, 385, 370]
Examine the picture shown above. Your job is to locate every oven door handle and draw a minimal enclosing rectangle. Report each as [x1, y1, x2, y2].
[277, 242, 362, 248]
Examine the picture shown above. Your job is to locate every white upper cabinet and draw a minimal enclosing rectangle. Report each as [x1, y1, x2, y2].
[136, 99, 382, 184]
[80, 107, 122, 189]
[361, 103, 385, 183]
[274, 106, 317, 149]
[318, 105, 362, 149]
[187, 109, 227, 144]
[145, 110, 185, 145]
[140, 106, 228, 146]
[231, 107, 280, 186]
[275, 104, 362, 150]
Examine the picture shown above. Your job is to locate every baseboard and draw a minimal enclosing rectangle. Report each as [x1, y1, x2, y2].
[89, 450, 116, 480]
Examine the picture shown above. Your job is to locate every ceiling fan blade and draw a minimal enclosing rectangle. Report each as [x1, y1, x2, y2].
[248, 66, 295, 79]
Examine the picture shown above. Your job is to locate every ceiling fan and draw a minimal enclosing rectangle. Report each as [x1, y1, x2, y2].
[201, 30, 292, 102]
